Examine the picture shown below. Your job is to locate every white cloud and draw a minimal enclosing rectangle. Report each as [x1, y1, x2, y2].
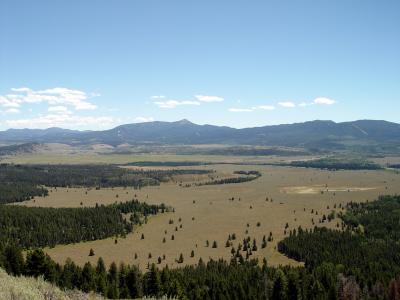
[0, 96, 21, 108]
[314, 97, 336, 105]
[194, 95, 224, 102]
[5, 108, 20, 114]
[0, 87, 98, 111]
[74, 102, 97, 110]
[229, 108, 253, 112]
[255, 105, 275, 110]
[229, 104, 275, 112]
[278, 101, 296, 108]
[154, 100, 200, 109]
[151, 95, 166, 99]
[48, 106, 69, 113]
[134, 116, 154, 123]
[5, 113, 115, 129]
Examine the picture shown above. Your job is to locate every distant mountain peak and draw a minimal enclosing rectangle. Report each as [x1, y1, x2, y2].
[175, 119, 193, 125]
[0, 119, 399, 153]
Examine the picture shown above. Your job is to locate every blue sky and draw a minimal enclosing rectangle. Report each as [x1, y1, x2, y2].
[0, 0, 399, 130]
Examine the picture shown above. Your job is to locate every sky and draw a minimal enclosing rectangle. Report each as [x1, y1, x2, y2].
[0, 0, 399, 130]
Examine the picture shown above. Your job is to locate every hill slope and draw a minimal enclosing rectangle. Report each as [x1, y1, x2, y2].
[0, 268, 102, 300]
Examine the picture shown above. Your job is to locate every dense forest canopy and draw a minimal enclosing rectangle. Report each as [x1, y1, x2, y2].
[282, 158, 382, 170]
[0, 199, 168, 249]
[278, 195, 400, 293]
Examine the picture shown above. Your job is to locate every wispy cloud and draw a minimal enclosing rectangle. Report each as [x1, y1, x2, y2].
[314, 97, 336, 105]
[194, 95, 224, 102]
[151, 95, 166, 99]
[4, 108, 20, 114]
[0, 87, 98, 111]
[6, 113, 115, 129]
[154, 100, 200, 109]
[229, 108, 253, 112]
[278, 101, 296, 108]
[48, 106, 70, 113]
[134, 116, 154, 123]
[298, 97, 337, 107]
[152, 94, 223, 109]
[229, 104, 275, 113]
[254, 105, 275, 110]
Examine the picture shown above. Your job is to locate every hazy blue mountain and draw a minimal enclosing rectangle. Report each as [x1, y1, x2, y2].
[0, 119, 399, 153]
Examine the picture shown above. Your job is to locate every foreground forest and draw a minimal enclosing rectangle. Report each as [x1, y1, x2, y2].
[1, 192, 400, 299]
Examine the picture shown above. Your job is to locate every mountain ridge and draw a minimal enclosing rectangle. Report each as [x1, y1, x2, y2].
[0, 119, 399, 153]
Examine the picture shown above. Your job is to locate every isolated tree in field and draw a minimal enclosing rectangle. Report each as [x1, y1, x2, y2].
[206, 240, 209, 247]
[89, 248, 95, 256]
[252, 239, 258, 251]
[141, 233, 145, 240]
[191, 250, 195, 257]
[171, 235, 175, 240]
[177, 253, 184, 263]
[212, 241, 218, 248]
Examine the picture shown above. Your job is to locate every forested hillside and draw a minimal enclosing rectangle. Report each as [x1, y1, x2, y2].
[278, 195, 400, 298]
[1, 195, 400, 299]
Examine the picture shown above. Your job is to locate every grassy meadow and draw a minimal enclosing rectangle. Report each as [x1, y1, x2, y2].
[14, 160, 400, 270]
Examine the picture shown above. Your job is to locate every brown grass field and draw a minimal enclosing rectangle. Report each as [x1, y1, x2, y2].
[16, 161, 400, 271]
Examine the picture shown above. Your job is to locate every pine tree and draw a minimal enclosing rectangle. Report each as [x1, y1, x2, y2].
[147, 263, 161, 297]
[81, 262, 96, 292]
[95, 257, 108, 296]
[272, 269, 288, 300]
[107, 262, 119, 299]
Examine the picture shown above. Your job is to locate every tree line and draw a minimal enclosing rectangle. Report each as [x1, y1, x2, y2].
[287, 158, 382, 170]
[195, 171, 261, 186]
[2, 245, 400, 299]
[0, 199, 167, 248]
[0, 163, 211, 203]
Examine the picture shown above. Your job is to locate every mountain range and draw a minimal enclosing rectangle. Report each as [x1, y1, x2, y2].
[0, 119, 399, 153]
